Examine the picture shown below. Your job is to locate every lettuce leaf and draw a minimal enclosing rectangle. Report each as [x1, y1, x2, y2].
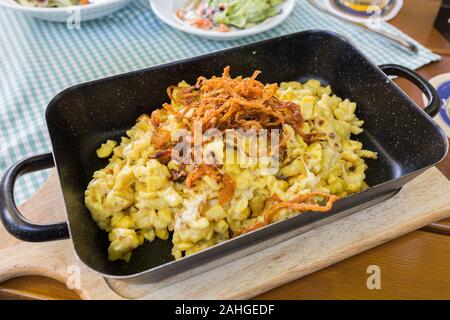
[207, 0, 284, 29]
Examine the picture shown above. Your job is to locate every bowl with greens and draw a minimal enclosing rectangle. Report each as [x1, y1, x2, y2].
[150, 0, 295, 40]
[0, 0, 131, 22]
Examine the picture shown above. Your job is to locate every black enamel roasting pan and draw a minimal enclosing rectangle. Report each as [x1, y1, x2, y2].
[1, 30, 448, 283]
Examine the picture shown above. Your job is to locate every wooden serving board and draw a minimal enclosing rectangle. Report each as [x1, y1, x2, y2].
[0, 167, 449, 300]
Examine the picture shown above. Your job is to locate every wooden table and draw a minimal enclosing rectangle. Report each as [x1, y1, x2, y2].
[1, 0, 449, 300]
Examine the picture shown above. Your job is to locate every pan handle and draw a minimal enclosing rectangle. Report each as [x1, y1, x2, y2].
[0, 153, 69, 242]
[379, 64, 440, 117]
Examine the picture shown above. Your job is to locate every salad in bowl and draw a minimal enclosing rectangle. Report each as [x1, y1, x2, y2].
[150, 0, 295, 40]
[15, 0, 91, 7]
[0, 0, 131, 22]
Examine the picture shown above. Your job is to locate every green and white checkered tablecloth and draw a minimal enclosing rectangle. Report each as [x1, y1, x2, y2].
[0, 0, 440, 204]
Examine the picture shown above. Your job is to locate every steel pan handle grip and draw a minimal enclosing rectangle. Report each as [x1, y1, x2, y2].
[0, 153, 69, 242]
[379, 64, 440, 117]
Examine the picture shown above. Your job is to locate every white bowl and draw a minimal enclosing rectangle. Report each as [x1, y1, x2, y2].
[0, 0, 131, 22]
[150, 0, 295, 40]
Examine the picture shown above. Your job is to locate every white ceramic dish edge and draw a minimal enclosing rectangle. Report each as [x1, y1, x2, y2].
[150, 0, 296, 40]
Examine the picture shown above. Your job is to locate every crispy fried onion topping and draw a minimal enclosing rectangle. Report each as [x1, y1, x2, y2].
[233, 192, 340, 237]
[185, 164, 235, 206]
[166, 66, 324, 144]
[143, 68, 338, 232]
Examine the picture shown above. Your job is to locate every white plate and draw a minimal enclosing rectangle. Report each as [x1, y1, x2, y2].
[0, 0, 131, 22]
[150, 0, 295, 40]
